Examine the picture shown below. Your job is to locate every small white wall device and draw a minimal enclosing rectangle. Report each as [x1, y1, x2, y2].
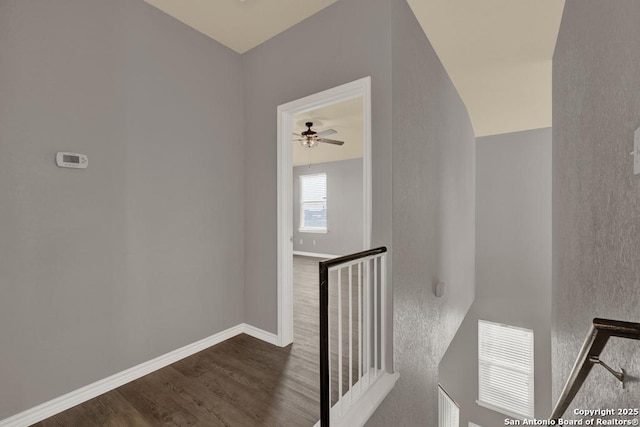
[434, 281, 446, 298]
[56, 152, 88, 169]
[634, 127, 640, 175]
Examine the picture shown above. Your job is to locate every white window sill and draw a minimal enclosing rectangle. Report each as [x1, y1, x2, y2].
[298, 228, 328, 234]
[476, 400, 532, 420]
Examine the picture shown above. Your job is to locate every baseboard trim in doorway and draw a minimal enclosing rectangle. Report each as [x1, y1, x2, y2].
[241, 322, 279, 346]
[0, 323, 277, 427]
[293, 251, 341, 259]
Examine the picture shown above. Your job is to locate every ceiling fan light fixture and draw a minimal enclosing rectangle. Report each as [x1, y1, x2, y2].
[301, 137, 318, 148]
[293, 122, 344, 149]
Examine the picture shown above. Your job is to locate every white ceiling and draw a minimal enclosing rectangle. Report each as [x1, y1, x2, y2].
[144, 0, 565, 137]
[292, 97, 363, 167]
[144, 0, 338, 54]
[406, 0, 565, 136]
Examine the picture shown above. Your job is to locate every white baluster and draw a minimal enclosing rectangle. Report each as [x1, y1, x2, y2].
[348, 264, 353, 407]
[365, 259, 370, 388]
[374, 256, 378, 376]
[338, 267, 343, 416]
[381, 253, 387, 374]
[357, 261, 362, 397]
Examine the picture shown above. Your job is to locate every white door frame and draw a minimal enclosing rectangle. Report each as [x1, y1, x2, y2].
[276, 77, 372, 347]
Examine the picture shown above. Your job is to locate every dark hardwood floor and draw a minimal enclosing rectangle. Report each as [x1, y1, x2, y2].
[33, 256, 332, 427]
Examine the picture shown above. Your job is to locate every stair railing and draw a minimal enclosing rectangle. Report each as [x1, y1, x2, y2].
[319, 247, 389, 426]
[550, 318, 640, 421]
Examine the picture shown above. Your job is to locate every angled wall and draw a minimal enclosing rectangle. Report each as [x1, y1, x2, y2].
[368, 0, 476, 425]
[0, 0, 244, 418]
[553, 0, 640, 415]
[440, 128, 552, 427]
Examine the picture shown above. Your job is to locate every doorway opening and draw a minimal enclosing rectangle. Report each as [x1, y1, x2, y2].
[276, 77, 372, 347]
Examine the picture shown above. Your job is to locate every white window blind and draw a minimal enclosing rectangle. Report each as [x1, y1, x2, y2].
[299, 173, 327, 232]
[438, 385, 459, 427]
[478, 320, 534, 418]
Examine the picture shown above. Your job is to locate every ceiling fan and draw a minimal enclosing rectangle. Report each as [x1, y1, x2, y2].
[293, 122, 345, 148]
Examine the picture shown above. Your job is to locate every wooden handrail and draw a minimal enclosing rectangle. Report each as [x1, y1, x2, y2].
[550, 318, 640, 421]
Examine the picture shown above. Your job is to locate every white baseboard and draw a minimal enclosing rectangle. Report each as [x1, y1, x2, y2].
[0, 323, 278, 427]
[313, 372, 400, 427]
[293, 251, 341, 259]
[240, 323, 279, 346]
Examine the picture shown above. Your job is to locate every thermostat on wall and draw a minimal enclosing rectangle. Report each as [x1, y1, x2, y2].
[56, 152, 88, 169]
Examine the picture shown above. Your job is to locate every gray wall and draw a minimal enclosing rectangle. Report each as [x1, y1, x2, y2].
[440, 129, 552, 426]
[368, 0, 477, 425]
[0, 0, 244, 418]
[293, 159, 364, 256]
[476, 129, 552, 303]
[0, 0, 479, 422]
[242, 0, 393, 334]
[553, 0, 640, 414]
[242, 2, 476, 425]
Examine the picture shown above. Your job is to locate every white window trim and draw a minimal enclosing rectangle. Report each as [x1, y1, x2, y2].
[438, 385, 460, 427]
[299, 173, 327, 233]
[475, 400, 527, 421]
[477, 320, 535, 419]
[298, 227, 328, 234]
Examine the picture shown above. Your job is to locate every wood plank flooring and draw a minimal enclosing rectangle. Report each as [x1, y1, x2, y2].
[32, 256, 331, 427]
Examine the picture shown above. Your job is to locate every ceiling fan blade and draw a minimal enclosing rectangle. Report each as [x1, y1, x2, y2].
[318, 138, 344, 146]
[317, 129, 337, 138]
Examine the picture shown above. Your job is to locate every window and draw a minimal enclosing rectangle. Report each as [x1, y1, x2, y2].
[438, 385, 459, 427]
[299, 173, 327, 233]
[478, 320, 534, 418]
